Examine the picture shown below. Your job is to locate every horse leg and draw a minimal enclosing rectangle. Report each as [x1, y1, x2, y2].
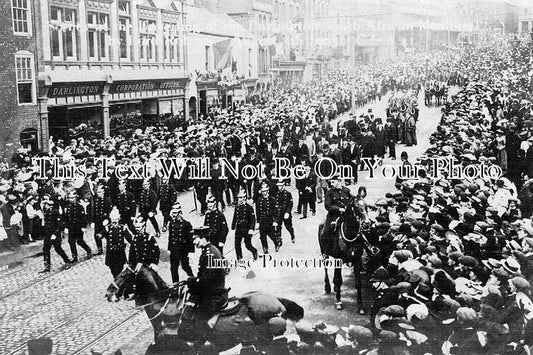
[333, 266, 343, 310]
[354, 260, 367, 315]
[324, 266, 331, 294]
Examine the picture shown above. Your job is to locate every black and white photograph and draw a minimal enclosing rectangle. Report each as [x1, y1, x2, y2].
[2, 0, 533, 354]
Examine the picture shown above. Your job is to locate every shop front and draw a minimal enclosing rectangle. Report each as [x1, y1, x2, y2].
[45, 81, 106, 141]
[43, 78, 188, 141]
[197, 80, 220, 118]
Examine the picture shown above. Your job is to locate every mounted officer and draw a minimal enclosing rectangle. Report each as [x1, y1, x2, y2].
[322, 175, 353, 256]
[101, 207, 131, 278]
[168, 202, 194, 284]
[183, 226, 228, 334]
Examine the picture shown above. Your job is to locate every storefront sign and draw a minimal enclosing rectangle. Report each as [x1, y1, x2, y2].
[110, 79, 187, 94]
[47, 82, 105, 98]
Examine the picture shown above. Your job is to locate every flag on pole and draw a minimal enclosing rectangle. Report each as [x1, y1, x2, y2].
[213, 39, 232, 70]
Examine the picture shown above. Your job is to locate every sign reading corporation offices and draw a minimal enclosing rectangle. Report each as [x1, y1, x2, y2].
[46, 79, 187, 98]
[109, 79, 187, 94]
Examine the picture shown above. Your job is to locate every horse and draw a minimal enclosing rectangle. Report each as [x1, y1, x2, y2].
[318, 196, 379, 313]
[106, 263, 305, 354]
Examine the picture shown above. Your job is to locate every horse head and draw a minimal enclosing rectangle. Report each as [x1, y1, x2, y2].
[339, 197, 363, 246]
[105, 263, 169, 302]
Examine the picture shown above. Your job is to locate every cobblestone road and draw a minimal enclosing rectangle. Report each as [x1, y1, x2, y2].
[0, 88, 456, 354]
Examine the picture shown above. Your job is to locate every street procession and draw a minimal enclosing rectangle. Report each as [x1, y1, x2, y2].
[3, 0, 533, 354]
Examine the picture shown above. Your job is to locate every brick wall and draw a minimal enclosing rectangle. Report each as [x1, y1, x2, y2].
[0, 0, 40, 157]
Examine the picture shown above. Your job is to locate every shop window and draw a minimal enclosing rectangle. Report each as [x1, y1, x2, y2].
[140, 18, 157, 62]
[15, 52, 35, 105]
[163, 22, 180, 62]
[49, 6, 78, 61]
[12, 0, 32, 36]
[87, 12, 110, 61]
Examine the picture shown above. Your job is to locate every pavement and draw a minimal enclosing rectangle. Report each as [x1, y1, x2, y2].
[0, 88, 456, 355]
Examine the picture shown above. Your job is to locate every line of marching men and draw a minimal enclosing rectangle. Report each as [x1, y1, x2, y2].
[41, 175, 300, 283]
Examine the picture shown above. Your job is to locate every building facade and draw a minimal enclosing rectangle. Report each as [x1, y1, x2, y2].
[518, 0, 533, 36]
[1, 0, 41, 153]
[37, 0, 189, 144]
[186, 4, 258, 118]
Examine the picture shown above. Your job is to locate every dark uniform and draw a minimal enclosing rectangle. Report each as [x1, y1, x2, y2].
[231, 203, 257, 260]
[102, 223, 131, 277]
[203, 209, 229, 254]
[322, 185, 352, 256]
[129, 232, 160, 266]
[167, 217, 194, 283]
[90, 195, 112, 254]
[42, 206, 70, 269]
[188, 242, 227, 315]
[116, 191, 136, 231]
[139, 187, 160, 235]
[275, 188, 295, 242]
[158, 183, 177, 228]
[63, 202, 92, 261]
[256, 194, 279, 253]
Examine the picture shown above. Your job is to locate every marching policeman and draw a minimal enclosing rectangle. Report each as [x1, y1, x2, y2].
[322, 175, 352, 255]
[116, 180, 136, 232]
[129, 216, 160, 268]
[184, 226, 227, 330]
[90, 184, 112, 255]
[275, 179, 296, 243]
[40, 194, 71, 272]
[203, 196, 229, 254]
[101, 207, 131, 278]
[158, 177, 177, 232]
[256, 182, 280, 254]
[231, 190, 257, 260]
[139, 179, 160, 237]
[167, 203, 194, 284]
[63, 190, 92, 263]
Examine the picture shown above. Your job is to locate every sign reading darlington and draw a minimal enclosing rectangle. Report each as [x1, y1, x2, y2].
[48, 83, 105, 98]
[109, 80, 186, 94]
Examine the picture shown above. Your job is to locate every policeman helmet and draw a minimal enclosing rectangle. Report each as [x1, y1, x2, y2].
[133, 216, 147, 231]
[170, 203, 182, 215]
[259, 183, 269, 193]
[109, 207, 121, 223]
[207, 195, 217, 205]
